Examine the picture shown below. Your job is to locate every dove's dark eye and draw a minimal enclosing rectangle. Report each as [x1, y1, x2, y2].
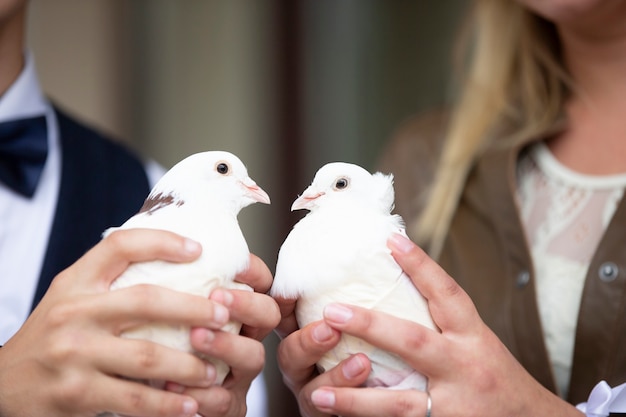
[216, 162, 229, 175]
[334, 177, 349, 190]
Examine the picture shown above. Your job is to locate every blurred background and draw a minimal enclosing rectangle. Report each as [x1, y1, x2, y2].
[27, 0, 468, 415]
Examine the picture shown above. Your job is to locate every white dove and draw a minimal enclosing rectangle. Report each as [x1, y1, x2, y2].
[106, 150, 270, 386]
[271, 162, 437, 390]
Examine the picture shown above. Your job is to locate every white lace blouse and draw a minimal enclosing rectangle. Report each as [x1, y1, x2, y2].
[516, 142, 626, 399]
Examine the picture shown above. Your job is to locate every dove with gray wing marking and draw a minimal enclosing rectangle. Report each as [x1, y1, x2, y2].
[106, 150, 270, 387]
[271, 162, 437, 390]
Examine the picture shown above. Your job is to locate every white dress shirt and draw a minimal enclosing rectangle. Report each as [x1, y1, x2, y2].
[0, 52, 60, 344]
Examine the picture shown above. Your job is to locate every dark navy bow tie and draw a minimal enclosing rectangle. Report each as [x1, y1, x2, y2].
[0, 115, 48, 197]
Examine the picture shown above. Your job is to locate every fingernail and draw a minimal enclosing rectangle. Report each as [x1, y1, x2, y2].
[183, 238, 202, 254]
[388, 233, 414, 254]
[212, 304, 229, 326]
[311, 389, 335, 408]
[324, 303, 353, 323]
[211, 289, 233, 307]
[181, 398, 196, 417]
[312, 322, 334, 343]
[342, 355, 366, 379]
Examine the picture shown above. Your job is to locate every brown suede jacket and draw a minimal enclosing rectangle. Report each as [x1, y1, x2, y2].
[378, 111, 626, 404]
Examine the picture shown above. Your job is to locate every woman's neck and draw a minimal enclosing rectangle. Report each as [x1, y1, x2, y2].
[561, 16, 626, 107]
[547, 18, 626, 175]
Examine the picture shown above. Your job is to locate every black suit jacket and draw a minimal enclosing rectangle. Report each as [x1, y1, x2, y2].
[31, 108, 151, 309]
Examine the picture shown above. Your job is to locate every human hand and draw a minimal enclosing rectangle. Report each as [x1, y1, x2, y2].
[0, 229, 233, 417]
[278, 234, 584, 417]
[170, 254, 280, 417]
[274, 292, 370, 417]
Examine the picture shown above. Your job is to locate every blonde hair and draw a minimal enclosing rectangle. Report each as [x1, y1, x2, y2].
[415, 0, 571, 258]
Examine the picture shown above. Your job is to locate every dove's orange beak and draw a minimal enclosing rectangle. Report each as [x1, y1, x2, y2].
[241, 178, 271, 204]
[291, 187, 324, 211]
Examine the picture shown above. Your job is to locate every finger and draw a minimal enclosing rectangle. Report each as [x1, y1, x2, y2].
[90, 337, 216, 388]
[387, 233, 481, 332]
[62, 229, 202, 291]
[322, 303, 447, 377]
[235, 254, 273, 293]
[88, 376, 198, 417]
[277, 321, 341, 391]
[310, 386, 429, 417]
[273, 296, 298, 339]
[304, 353, 370, 393]
[92, 285, 230, 331]
[173, 385, 240, 417]
[190, 328, 265, 382]
[210, 289, 280, 340]
[296, 354, 371, 417]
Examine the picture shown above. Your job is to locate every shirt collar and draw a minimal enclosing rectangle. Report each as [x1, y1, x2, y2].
[0, 51, 48, 123]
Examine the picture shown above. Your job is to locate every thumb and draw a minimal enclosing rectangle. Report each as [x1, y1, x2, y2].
[387, 233, 481, 333]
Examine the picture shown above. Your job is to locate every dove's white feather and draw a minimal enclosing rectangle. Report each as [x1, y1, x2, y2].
[271, 162, 436, 390]
[108, 150, 270, 385]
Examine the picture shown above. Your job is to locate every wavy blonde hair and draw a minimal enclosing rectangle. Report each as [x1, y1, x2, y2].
[415, 0, 572, 258]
